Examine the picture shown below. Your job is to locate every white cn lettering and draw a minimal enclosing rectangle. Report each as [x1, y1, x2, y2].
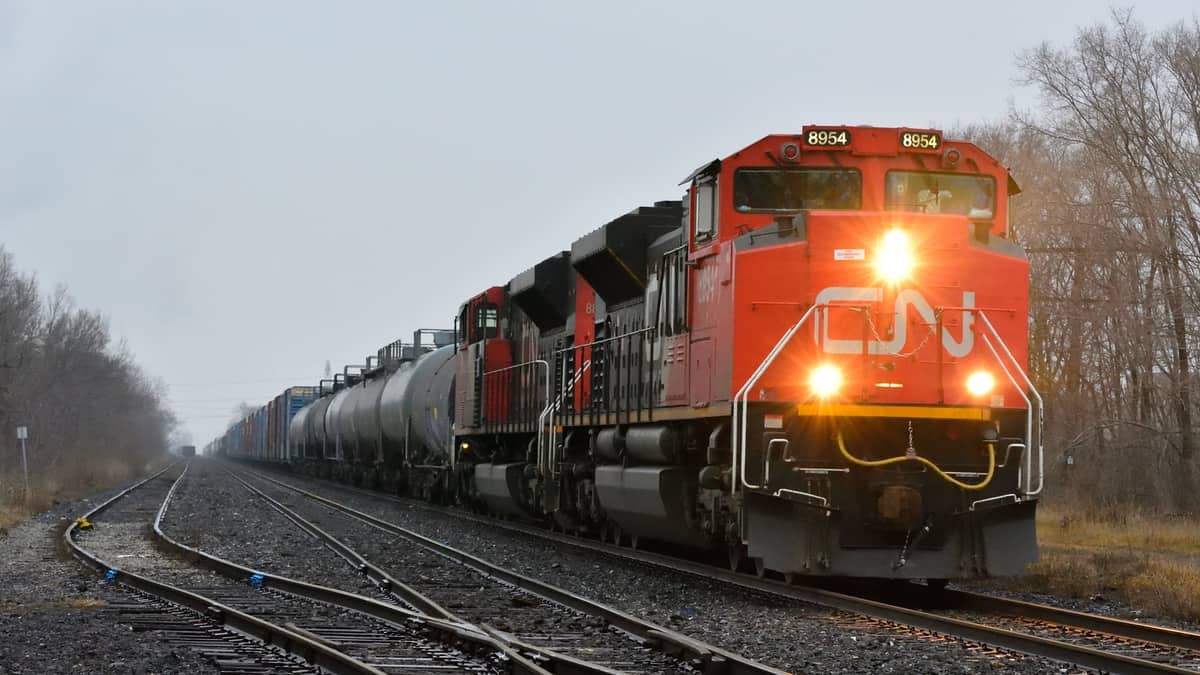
[811, 287, 975, 357]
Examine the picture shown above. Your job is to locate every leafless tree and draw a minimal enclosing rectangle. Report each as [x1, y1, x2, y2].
[976, 11, 1200, 508]
[0, 246, 175, 504]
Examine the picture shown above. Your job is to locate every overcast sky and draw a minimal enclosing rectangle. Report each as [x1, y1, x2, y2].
[0, 1, 1194, 447]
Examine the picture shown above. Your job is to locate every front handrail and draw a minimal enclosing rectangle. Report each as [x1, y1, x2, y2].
[733, 304, 821, 493]
[977, 312, 1044, 496]
[732, 303, 1043, 500]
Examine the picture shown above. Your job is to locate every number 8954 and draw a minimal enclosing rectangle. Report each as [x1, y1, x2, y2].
[901, 132, 940, 149]
[806, 129, 850, 147]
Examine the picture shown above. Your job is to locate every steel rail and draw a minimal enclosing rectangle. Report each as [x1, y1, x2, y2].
[153, 464, 557, 675]
[248, 469, 789, 675]
[937, 588, 1200, 653]
[224, 469, 457, 622]
[248, 469, 1200, 675]
[64, 463, 385, 675]
[224, 469, 619, 675]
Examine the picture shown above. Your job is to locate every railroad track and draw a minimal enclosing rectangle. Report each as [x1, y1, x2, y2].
[902, 586, 1200, 670]
[244, 465, 1200, 675]
[65, 463, 559, 674]
[232, 468, 785, 675]
[65, 464, 360, 674]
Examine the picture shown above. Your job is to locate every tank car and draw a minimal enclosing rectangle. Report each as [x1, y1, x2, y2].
[283, 330, 457, 494]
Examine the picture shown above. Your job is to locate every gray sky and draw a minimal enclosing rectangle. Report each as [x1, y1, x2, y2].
[0, 1, 1193, 446]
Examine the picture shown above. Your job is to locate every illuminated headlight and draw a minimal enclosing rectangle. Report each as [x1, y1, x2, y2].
[966, 371, 995, 397]
[874, 229, 914, 284]
[809, 364, 843, 398]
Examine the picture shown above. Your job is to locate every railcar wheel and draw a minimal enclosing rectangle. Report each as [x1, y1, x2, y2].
[783, 572, 799, 585]
[753, 558, 767, 578]
[630, 535, 640, 550]
[610, 525, 623, 546]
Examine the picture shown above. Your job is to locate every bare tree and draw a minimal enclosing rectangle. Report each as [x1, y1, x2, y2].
[0, 246, 175, 506]
[984, 11, 1200, 508]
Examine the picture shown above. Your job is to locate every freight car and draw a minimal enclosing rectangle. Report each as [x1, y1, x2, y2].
[217, 125, 1042, 583]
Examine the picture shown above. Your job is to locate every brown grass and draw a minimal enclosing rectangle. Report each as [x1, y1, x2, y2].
[1002, 505, 1200, 622]
[64, 597, 107, 609]
[1, 598, 109, 613]
[0, 502, 30, 531]
[0, 455, 172, 531]
[1038, 504, 1200, 556]
[1125, 559, 1200, 622]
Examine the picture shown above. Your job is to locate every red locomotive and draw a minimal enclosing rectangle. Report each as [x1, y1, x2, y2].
[454, 125, 1041, 581]
[224, 124, 1042, 583]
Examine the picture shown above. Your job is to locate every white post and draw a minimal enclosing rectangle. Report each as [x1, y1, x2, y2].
[16, 426, 29, 506]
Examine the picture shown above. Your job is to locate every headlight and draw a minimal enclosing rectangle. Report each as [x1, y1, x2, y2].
[966, 371, 995, 397]
[874, 228, 914, 284]
[809, 364, 843, 398]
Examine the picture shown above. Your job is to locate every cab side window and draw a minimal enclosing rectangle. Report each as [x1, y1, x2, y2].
[475, 303, 499, 340]
[694, 179, 718, 242]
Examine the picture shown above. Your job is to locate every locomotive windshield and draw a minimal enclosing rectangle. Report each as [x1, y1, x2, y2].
[885, 171, 996, 219]
[733, 168, 861, 212]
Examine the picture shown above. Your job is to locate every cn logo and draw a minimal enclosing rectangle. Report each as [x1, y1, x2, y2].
[812, 287, 975, 357]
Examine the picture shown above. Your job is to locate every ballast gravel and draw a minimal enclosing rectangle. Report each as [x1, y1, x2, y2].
[169, 458, 1070, 674]
[0, 475, 217, 675]
[163, 461, 691, 673]
[160, 462, 404, 599]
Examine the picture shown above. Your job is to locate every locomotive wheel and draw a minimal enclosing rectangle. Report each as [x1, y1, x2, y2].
[753, 558, 767, 578]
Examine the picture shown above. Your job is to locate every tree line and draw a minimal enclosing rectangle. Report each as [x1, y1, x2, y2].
[0, 246, 174, 507]
[971, 11, 1200, 508]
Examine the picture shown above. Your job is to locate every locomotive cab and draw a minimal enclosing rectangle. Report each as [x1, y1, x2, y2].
[454, 286, 513, 433]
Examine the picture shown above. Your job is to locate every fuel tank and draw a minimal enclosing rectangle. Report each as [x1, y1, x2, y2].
[378, 345, 456, 462]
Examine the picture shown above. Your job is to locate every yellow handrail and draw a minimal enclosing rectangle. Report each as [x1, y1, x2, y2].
[835, 432, 996, 491]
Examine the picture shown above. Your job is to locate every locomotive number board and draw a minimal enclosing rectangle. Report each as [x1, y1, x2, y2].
[803, 128, 851, 148]
[899, 129, 942, 152]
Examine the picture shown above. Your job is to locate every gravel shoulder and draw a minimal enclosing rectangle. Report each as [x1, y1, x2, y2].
[0, 473, 217, 675]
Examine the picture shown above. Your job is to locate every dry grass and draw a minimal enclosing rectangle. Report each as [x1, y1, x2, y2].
[1126, 558, 1200, 621]
[1004, 504, 1200, 622]
[1038, 504, 1200, 556]
[64, 597, 107, 609]
[2, 598, 110, 613]
[0, 502, 29, 531]
[0, 456, 171, 532]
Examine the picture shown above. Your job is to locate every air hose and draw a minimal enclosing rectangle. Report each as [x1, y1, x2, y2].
[835, 432, 996, 491]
